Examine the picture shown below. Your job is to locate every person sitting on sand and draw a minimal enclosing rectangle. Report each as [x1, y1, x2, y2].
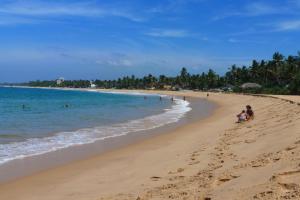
[237, 110, 247, 123]
[246, 105, 254, 120]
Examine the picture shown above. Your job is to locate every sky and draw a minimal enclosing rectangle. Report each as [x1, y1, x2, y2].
[0, 0, 300, 82]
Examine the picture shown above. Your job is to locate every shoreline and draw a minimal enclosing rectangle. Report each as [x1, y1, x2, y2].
[0, 90, 299, 199]
[0, 88, 215, 183]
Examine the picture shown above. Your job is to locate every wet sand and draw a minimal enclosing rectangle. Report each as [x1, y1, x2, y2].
[0, 90, 300, 200]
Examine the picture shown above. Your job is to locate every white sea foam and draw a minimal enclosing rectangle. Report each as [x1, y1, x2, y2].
[88, 89, 162, 97]
[0, 96, 191, 165]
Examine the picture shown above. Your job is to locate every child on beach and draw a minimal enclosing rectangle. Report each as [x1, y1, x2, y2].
[237, 110, 247, 123]
[246, 105, 254, 120]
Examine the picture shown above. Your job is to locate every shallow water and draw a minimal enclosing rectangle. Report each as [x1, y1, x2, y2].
[0, 87, 191, 165]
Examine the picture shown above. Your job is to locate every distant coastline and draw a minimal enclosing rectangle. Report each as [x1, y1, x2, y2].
[9, 51, 300, 96]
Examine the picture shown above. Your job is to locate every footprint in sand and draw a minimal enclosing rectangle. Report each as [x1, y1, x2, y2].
[270, 170, 300, 198]
[245, 139, 256, 144]
[285, 145, 297, 151]
[168, 175, 185, 181]
[252, 164, 263, 168]
[276, 170, 300, 177]
[150, 176, 162, 181]
[278, 182, 299, 190]
[189, 161, 200, 165]
[168, 167, 186, 174]
[214, 174, 240, 186]
[177, 168, 184, 173]
[295, 140, 300, 145]
[190, 152, 199, 161]
[253, 190, 274, 199]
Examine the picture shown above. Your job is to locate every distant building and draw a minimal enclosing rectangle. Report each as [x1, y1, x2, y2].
[163, 85, 172, 90]
[241, 83, 262, 89]
[56, 77, 64, 85]
[209, 88, 224, 93]
[171, 85, 182, 91]
[146, 87, 156, 90]
[221, 84, 234, 92]
[90, 81, 97, 88]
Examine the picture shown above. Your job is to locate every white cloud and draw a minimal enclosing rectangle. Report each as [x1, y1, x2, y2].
[0, 0, 143, 22]
[213, 1, 297, 21]
[244, 2, 280, 16]
[0, 16, 37, 25]
[148, 0, 206, 13]
[0, 2, 99, 16]
[276, 20, 300, 31]
[0, 46, 256, 81]
[96, 53, 133, 67]
[145, 29, 189, 38]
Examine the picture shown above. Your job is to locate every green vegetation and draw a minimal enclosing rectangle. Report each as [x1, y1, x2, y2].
[27, 80, 91, 88]
[25, 52, 300, 95]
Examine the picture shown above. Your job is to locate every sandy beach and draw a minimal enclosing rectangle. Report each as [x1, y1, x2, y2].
[0, 90, 300, 200]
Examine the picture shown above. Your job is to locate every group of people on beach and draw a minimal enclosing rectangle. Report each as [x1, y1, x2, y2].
[236, 105, 254, 123]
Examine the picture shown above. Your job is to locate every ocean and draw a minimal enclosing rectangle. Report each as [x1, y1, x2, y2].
[0, 87, 191, 165]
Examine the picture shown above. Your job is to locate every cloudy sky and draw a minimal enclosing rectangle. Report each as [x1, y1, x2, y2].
[0, 0, 300, 82]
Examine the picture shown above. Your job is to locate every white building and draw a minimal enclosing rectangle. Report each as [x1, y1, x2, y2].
[56, 77, 65, 85]
[90, 81, 97, 88]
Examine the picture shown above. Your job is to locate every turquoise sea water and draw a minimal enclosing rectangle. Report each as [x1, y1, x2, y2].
[0, 87, 191, 164]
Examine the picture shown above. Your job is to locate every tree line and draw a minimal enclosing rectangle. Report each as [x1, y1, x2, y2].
[25, 52, 300, 95]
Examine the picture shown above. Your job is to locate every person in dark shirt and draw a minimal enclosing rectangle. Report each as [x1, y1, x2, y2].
[246, 105, 254, 120]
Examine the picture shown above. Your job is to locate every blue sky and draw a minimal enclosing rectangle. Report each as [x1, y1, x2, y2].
[0, 0, 300, 82]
